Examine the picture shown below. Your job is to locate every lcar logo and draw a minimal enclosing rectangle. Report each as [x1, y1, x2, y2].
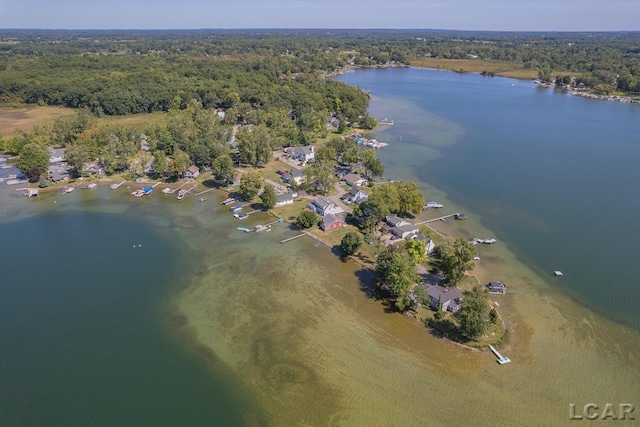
[569, 403, 635, 421]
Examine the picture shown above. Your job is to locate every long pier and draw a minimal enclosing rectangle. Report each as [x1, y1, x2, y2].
[280, 233, 305, 244]
[416, 213, 459, 225]
[195, 188, 215, 196]
[110, 180, 126, 190]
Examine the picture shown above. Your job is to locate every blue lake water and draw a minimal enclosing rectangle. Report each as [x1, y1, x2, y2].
[336, 67, 640, 330]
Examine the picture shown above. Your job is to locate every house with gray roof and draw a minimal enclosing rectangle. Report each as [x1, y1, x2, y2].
[276, 192, 295, 207]
[486, 281, 507, 295]
[343, 173, 368, 187]
[308, 197, 343, 216]
[342, 186, 369, 204]
[48, 148, 66, 164]
[424, 285, 463, 313]
[290, 145, 315, 163]
[386, 215, 419, 239]
[408, 234, 435, 255]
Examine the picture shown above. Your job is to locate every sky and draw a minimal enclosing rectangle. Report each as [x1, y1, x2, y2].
[0, 0, 638, 31]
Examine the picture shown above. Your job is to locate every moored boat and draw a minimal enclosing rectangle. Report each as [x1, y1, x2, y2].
[230, 205, 243, 213]
[176, 189, 187, 200]
[221, 197, 236, 205]
[132, 189, 144, 197]
[87, 183, 97, 189]
[62, 185, 75, 193]
[143, 185, 153, 195]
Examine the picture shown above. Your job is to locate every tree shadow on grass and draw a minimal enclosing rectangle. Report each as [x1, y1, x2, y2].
[426, 317, 469, 343]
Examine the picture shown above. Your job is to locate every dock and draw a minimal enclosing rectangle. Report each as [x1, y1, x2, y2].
[280, 233, 305, 244]
[416, 213, 459, 225]
[195, 188, 215, 196]
[164, 182, 188, 194]
[110, 181, 126, 190]
[489, 345, 511, 365]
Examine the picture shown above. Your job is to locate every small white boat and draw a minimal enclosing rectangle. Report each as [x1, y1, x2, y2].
[162, 187, 172, 194]
[87, 183, 97, 189]
[62, 185, 75, 193]
[132, 189, 144, 197]
[554, 271, 563, 276]
[176, 189, 187, 200]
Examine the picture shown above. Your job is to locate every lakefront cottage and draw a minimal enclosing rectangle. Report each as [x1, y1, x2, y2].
[184, 165, 200, 179]
[424, 284, 463, 313]
[321, 214, 345, 231]
[308, 197, 343, 216]
[290, 145, 315, 163]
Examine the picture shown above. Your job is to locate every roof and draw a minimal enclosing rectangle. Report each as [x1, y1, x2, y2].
[425, 285, 463, 304]
[387, 215, 414, 228]
[347, 186, 368, 197]
[312, 197, 334, 210]
[277, 193, 294, 203]
[187, 165, 199, 174]
[292, 145, 315, 156]
[322, 214, 344, 229]
[291, 169, 305, 178]
[48, 147, 66, 158]
[487, 281, 506, 289]
[344, 173, 365, 183]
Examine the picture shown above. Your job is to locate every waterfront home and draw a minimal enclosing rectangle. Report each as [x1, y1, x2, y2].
[386, 215, 419, 239]
[342, 186, 369, 204]
[183, 165, 200, 179]
[343, 173, 368, 187]
[308, 197, 343, 216]
[424, 284, 463, 313]
[291, 169, 306, 185]
[48, 167, 70, 183]
[321, 214, 346, 231]
[290, 145, 316, 163]
[408, 234, 435, 255]
[144, 157, 156, 175]
[275, 192, 295, 207]
[487, 281, 507, 295]
[48, 147, 66, 164]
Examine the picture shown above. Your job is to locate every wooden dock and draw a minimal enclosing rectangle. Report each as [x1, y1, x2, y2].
[416, 213, 459, 225]
[489, 345, 511, 365]
[280, 233, 305, 244]
[110, 180, 126, 190]
[195, 188, 215, 196]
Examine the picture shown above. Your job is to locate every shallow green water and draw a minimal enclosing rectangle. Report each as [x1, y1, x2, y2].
[337, 67, 640, 330]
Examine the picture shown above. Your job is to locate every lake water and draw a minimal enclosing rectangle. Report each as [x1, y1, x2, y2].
[1, 68, 640, 426]
[337, 67, 640, 330]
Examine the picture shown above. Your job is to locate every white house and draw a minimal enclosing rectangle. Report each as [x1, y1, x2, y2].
[424, 285, 463, 313]
[291, 169, 306, 185]
[386, 215, 419, 239]
[342, 186, 369, 204]
[275, 192, 295, 207]
[409, 234, 435, 255]
[291, 145, 315, 163]
[343, 173, 368, 187]
[308, 197, 343, 216]
[184, 165, 200, 179]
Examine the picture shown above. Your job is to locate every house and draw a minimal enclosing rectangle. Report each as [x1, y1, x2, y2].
[281, 172, 293, 183]
[342, 186, 369, 204]
[290, 145, 315, 163]
[144, 157, 156, 175]
[409, 234, 435, 255]
[275, 192, 295, 207]
[487, 281, 507, 295]
[424, 284, 463, 312]
[308, 197, 343, 216]
[321, 214, 345, 231]
[183, 165, 200, 179]
[48, 148, 66, 164]
[49, 168, 70, 182]
[291, 169, 306, 185]
[386, 215, 419, 239]
[343, 173, 368, 187]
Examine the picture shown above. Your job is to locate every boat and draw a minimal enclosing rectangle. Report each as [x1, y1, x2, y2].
[87, 183, 97, 189]
[23, 188, 38, 197]
[554, 271, 563, 276]
[455, 213, 467, 220]
[132, 189, 144, 197]
[199, 198, 206, 202]
[237, 227, 251, 232]
[176, 189, 187, 200]
[62, 185, 75, 193]
[230, 205, 243, 213]
[483, 238, 497, 244]
[425, 200, 444, 209]
[162, 187, 172, 194]
[221, 197, 236, 205]
[143, 185, 153, 195]
[253, 224, 269, 232]
[234, 213, 249, 220]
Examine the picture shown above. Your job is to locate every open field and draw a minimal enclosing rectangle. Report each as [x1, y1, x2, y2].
[96, 112, 167, 132]
[0, 106, 75, 138]
[410, 58, 540, 80]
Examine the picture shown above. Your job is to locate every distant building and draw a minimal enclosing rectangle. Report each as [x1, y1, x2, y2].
[386, 215, 419, 240]
[275, 192, 295, 207]
[308, 197, 343, 216]
[290, 145, 315, 163]
[342, 186, 369, 204]
[343, 173, 368, 187]
[48, 148, 66, 164]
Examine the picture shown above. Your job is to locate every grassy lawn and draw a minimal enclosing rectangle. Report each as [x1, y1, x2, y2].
[270, 200, 308, 221]
[96, 111, 167, 133]
[0, 106, 75, 138]
[410, 58, 539, 80]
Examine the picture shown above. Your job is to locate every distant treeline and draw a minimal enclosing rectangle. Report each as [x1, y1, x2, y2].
[0, 30, 638, 115]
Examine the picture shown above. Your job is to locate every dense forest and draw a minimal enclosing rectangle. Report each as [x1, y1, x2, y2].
[0, 30, 639, 110]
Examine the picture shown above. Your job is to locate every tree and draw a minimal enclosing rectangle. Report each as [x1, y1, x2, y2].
[295, 210, 319, 229]
[211, 154, 235, 183]
[260, 183, 277, 209]
[27, 166, 41, 183]
[438, 238, 476, 287]
[170, 148, 191, 177]
[236, 125, 272, 166]
[305, 157, 337, 195]
[65, 144, 93, 174]
[152, 150, 169, 175]
[395, 181, 425, 215]
[17, 142, 49, 174]
[239, 170, 262, 200]
[38, 174, 48, 188]
[405, 239, 426, 265]
[340, 231, 363, 258]
[361, 149, 384, 179]
[374, 247, 420, 311]
[456, 286, 491, 341]
[366, 183, 399, 220]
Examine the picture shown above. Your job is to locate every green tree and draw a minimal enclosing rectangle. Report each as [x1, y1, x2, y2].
[439, 238, 476, 287]
[456, 286, 491, 341]
[152, 150, 169, 175]
[405, 239, 426, 265]
[38, 174, 48, 188]
[366, 183, 399, 220]
[305, 157, 337, 195]
[260, 183, 277, 209]
[171, 148, 191, 176]
[17, 143, 49, 174]
[340, 231, 363, 258]
[361, 149, 384, 179]
[211, 153, 235, 183]
[395, 181, 425, 215]
[239, 170, 262, 200]
[295, 210, 319, 229]
[374, 247, 420, 311]
[237, 125, 272, 166]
